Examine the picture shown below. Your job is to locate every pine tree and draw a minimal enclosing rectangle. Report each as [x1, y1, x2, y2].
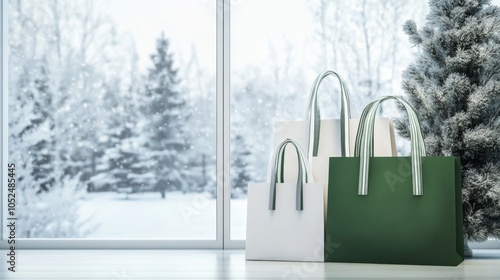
[143, 32, 191, 199]
[231, 133, 254, 198]
[8, 59, 89, 239]
[181, 48, 217, 195]
[401, 0, 500, 242]
[7, 3, 94, 237]
[91, 76, 156, 193]
[28, 65, 56, 192]
[9, 62, 56, 193]
[107, 129, 156, 193]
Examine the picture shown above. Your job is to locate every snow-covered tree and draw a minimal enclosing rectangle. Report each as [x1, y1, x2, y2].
[142, 33, 191, 198]
[17, 176, 94, 238]
[29, 65, 56, 192]
[9, 62, 56, 193]
[102, 130, 155, 192]
[231, 67, 277, 183]
[7, 0, 130, 237]
[401, 0, 500, 242]
[8, 11, 92, 237]
[180, 47, 217, 194]
[231, 133, 254, 197]
[93, 80, 155, 192]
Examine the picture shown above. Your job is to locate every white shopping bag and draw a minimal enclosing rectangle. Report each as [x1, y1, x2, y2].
[246, 139, 324, 262]
[275, 71, 397, 217]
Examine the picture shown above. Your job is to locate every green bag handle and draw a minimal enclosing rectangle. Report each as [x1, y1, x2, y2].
[305, 70, 352, 159]
[354, 96, 426, 196]
[268, 138, 313, 211]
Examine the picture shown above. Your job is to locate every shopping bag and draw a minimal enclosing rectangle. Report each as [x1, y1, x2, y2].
[324, 96, 464, 266]
[246, 139, 324, 262]
[275, 70, 397, 216]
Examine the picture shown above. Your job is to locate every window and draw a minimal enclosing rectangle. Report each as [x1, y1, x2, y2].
[3, 0, 217, 241]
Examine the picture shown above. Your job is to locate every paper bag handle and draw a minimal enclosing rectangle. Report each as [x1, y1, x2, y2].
[355, 96, 426, 196]
[305, 70, 352, 159]
[267, 139, 312, 211]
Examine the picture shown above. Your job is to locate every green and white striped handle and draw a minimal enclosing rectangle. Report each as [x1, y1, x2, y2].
[305, 70, 352, 159]
[354, 96, 426, 196]
[268, 138, 313, 211]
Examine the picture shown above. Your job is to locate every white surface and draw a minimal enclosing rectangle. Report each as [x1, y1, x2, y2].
[246, 182, 324, 261]
[1, 249, 499, 279]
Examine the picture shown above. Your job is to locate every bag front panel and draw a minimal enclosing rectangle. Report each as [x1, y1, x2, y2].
[325, 157, 463, 266]
[246, 182, 325, 261]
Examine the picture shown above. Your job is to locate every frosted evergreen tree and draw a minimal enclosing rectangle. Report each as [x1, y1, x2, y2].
[8, 60, 89, 238]
[103, 128, 155, 193]
[22, 64, 56, 192]
[231, 133, 254, 197]
[17, 176, 94, 238]
[401, 0, 500, 244]
[181, 48, 217, 195]
[231, 67, 280, 182]
[93, 80, 155, 193]
[8, 60, 57, 194]
[7, 3, 95, 237]
[143, 33, 191, 198]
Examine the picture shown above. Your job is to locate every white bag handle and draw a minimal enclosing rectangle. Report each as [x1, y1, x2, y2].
[267, 139, 313, 211]
[355, 96, 426, 196]
[304, 70, 352, 159]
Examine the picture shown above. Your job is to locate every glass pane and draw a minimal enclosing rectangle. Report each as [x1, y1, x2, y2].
[230, 0, 428, 240]
[7, 0, 216, 239]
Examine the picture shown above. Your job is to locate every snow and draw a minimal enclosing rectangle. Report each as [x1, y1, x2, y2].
[78, 192, 247, 239]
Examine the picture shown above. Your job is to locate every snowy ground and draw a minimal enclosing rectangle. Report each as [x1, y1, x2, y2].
[78, 192, 247, 239]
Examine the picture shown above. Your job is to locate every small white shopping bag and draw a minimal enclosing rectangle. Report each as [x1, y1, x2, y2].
[245, 139, 324, 262]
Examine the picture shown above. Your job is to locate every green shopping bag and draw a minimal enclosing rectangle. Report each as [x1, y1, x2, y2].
[325, 96, 464, 266]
